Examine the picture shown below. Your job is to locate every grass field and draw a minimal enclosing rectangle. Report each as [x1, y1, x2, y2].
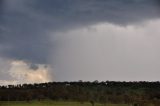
[0, 101, 129, 106]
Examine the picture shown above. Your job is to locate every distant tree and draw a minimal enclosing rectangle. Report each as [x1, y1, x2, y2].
[99, 95, 107, 106]
[25, 91, 32, 102]
[90, 100, 95, 106]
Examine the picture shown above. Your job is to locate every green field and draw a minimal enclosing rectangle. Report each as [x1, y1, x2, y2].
[0, 101, 129, 106]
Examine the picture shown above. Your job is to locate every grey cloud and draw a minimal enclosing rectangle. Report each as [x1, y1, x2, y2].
[0, 0, 160, 64]
[29, 64, 39, 70]
[0, 57, 12, 80]
[51, 21, 160, 81]
[0, 0, 160, 82]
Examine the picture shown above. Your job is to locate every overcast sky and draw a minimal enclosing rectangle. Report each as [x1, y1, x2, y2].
[0, 0, 160, 85]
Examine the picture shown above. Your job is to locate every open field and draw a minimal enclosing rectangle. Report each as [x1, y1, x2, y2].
[0, 101, 130, 106]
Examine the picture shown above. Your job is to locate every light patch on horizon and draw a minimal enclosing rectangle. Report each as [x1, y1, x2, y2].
[0, 80, 18, 86]
[51, 19, 160, 81]
[6, 60, 52, 84]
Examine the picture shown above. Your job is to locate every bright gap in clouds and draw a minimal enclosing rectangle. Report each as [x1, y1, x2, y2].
[51, 19, 160, 81]
[0, 60, 51, 85]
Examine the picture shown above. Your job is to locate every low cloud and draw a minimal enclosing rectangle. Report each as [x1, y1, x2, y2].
[9, 60, 52, 84]
[51, 19, 160, 81]
[0, 60, 52, 85]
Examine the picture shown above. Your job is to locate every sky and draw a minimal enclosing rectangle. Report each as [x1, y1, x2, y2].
[0, 0, 160, 85]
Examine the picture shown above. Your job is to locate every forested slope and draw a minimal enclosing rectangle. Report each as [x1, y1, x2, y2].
[0, 81, 160, 105]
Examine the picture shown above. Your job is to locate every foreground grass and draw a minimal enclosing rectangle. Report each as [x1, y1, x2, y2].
[0, 101, 129, 106]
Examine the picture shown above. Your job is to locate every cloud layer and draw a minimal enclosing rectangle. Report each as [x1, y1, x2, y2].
[0, 0, 160, 83]
[51, 19, 160, 81]
[1, 0, 160, 64]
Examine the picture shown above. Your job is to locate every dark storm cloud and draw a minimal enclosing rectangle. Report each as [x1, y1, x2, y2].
[29, 64, 39, 70]
[0, 0, 160, 64]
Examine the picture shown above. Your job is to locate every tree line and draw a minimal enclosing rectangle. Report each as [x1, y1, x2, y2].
[0, 81, 160, 105]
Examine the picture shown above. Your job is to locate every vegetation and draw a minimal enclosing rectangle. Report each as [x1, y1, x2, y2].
[0, 101, 129, 106]
[0, 81, 160, 106]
